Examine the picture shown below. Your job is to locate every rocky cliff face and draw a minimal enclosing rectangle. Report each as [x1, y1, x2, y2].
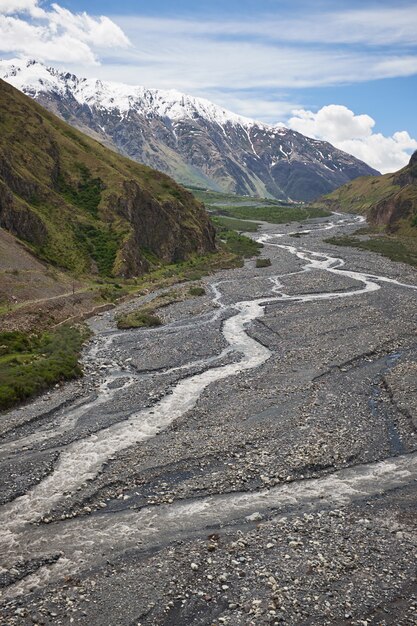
[315, 151, 417, 231]
[0, 59, 379, 203]
[0, 79, 215, 278]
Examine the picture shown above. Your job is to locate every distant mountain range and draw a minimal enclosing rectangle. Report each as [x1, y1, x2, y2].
[0, 59, 379, 202]
[0, 78, 215, 280]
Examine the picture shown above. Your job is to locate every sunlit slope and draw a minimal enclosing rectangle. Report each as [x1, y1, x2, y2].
[0, 79, 215, 278]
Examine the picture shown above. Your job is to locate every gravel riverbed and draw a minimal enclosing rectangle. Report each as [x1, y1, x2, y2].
[0, 214, 416, 625]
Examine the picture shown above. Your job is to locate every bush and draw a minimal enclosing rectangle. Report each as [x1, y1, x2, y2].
[117, 310, 162, 329]
[189, 286, 206, 296]
[75, 224, 122, 277]
[98, 284, 128, 302]
[256, 258, 272, 268]
[57, 164, 103, 217]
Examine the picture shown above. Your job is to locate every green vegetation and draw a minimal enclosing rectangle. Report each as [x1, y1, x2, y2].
[116, 283, 206, 329]
[0, 325, 89, 411]
[208, 213, 263, 261]
[311, 175, 403, 216]
[217, 228, 262, 257]
[189, 286, 206, 296]
[212, 203, 331, 224]
[116, 288, 186, 329]
[57, 164, 103, 217]
[0, 79, 213, 280]
[255, 258, 272, 268]
[211, 215, 260, 232]
[188, 188, 285, 207]
[75, 224, 124, 276]
[189, 185, 330, 225]
[117, 311, 162, 329]
[325, 233, 417, 268]
[97, 282, 129, 302]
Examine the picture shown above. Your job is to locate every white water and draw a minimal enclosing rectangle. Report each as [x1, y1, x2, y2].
[3, 450, 417, 599]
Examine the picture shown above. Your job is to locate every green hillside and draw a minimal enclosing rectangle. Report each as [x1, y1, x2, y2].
[0, 79, 215, 279]
[313, 152, 417, 266]
[315, 152, 417, 229]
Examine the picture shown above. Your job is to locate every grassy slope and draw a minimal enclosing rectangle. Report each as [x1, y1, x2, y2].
[314, 156, 417, 267]
[314, 173, 399, 214]
[0, 80, 216, 410]
[0, 79, 214, 278]
[0, 325, 89, 411]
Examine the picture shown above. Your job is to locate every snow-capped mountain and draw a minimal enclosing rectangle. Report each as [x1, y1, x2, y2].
[0, 59, 379, 201]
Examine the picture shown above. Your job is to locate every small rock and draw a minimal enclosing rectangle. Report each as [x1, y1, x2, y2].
[246, 511, 264, 522]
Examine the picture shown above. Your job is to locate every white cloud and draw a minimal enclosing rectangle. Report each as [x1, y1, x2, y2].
[0, 1, 130, 65]
[206, 94, 300, 124]
[287, 105, 417, 173]
[0, 0, 40, 14]
[114, 7, 417, 48]
[102, 13, 417, 97]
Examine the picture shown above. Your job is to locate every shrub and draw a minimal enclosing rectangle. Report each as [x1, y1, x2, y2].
[117, 311, 162, 329]
[256, 258, 272, 268]
[189, 286, 206, 296]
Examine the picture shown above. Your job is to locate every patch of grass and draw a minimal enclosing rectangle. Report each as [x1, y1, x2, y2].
[211, 218, 262, 259]
[189, 286, 206, 296]
[255, 258, 272, 268]
[130, 249, 243, 295]
[211, 215, 260, 232]
[117, 283, 207, 330]
[0, 325, 89, 411]
[117, 311, 162, 329]
[189, 188, 286, 207]
[219, 229, 262, 257]
[212, 204, 331, 224]
[116, 289, 184, 329]
[325, 234, 417, 267]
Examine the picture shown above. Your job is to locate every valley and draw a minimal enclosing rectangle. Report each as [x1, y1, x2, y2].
[1, 211, 417, 625]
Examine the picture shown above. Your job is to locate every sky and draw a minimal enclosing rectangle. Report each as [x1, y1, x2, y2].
[0, 0, 416, 173]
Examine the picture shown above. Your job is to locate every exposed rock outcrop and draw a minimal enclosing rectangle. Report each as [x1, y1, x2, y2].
[0, 78, 215, 278]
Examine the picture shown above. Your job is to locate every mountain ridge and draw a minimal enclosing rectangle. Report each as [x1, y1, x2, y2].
[0, 77, 215, 281]
[315, 151, 417, 230]
[0, 58, 379, 202]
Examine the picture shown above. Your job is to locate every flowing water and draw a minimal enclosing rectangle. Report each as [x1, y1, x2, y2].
[1, 214, 417, 600]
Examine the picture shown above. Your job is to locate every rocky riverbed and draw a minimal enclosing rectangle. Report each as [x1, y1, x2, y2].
[0, 214, 416, 625]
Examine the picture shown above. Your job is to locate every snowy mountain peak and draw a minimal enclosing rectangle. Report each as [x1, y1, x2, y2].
[0, 57, 262, 128]
[0, 57, 378, 201]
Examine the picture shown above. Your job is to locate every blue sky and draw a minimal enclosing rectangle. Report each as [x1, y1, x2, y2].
[0, 0, 416, 172]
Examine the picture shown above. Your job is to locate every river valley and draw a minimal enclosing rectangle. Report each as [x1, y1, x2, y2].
[1, 213, 417, 625]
